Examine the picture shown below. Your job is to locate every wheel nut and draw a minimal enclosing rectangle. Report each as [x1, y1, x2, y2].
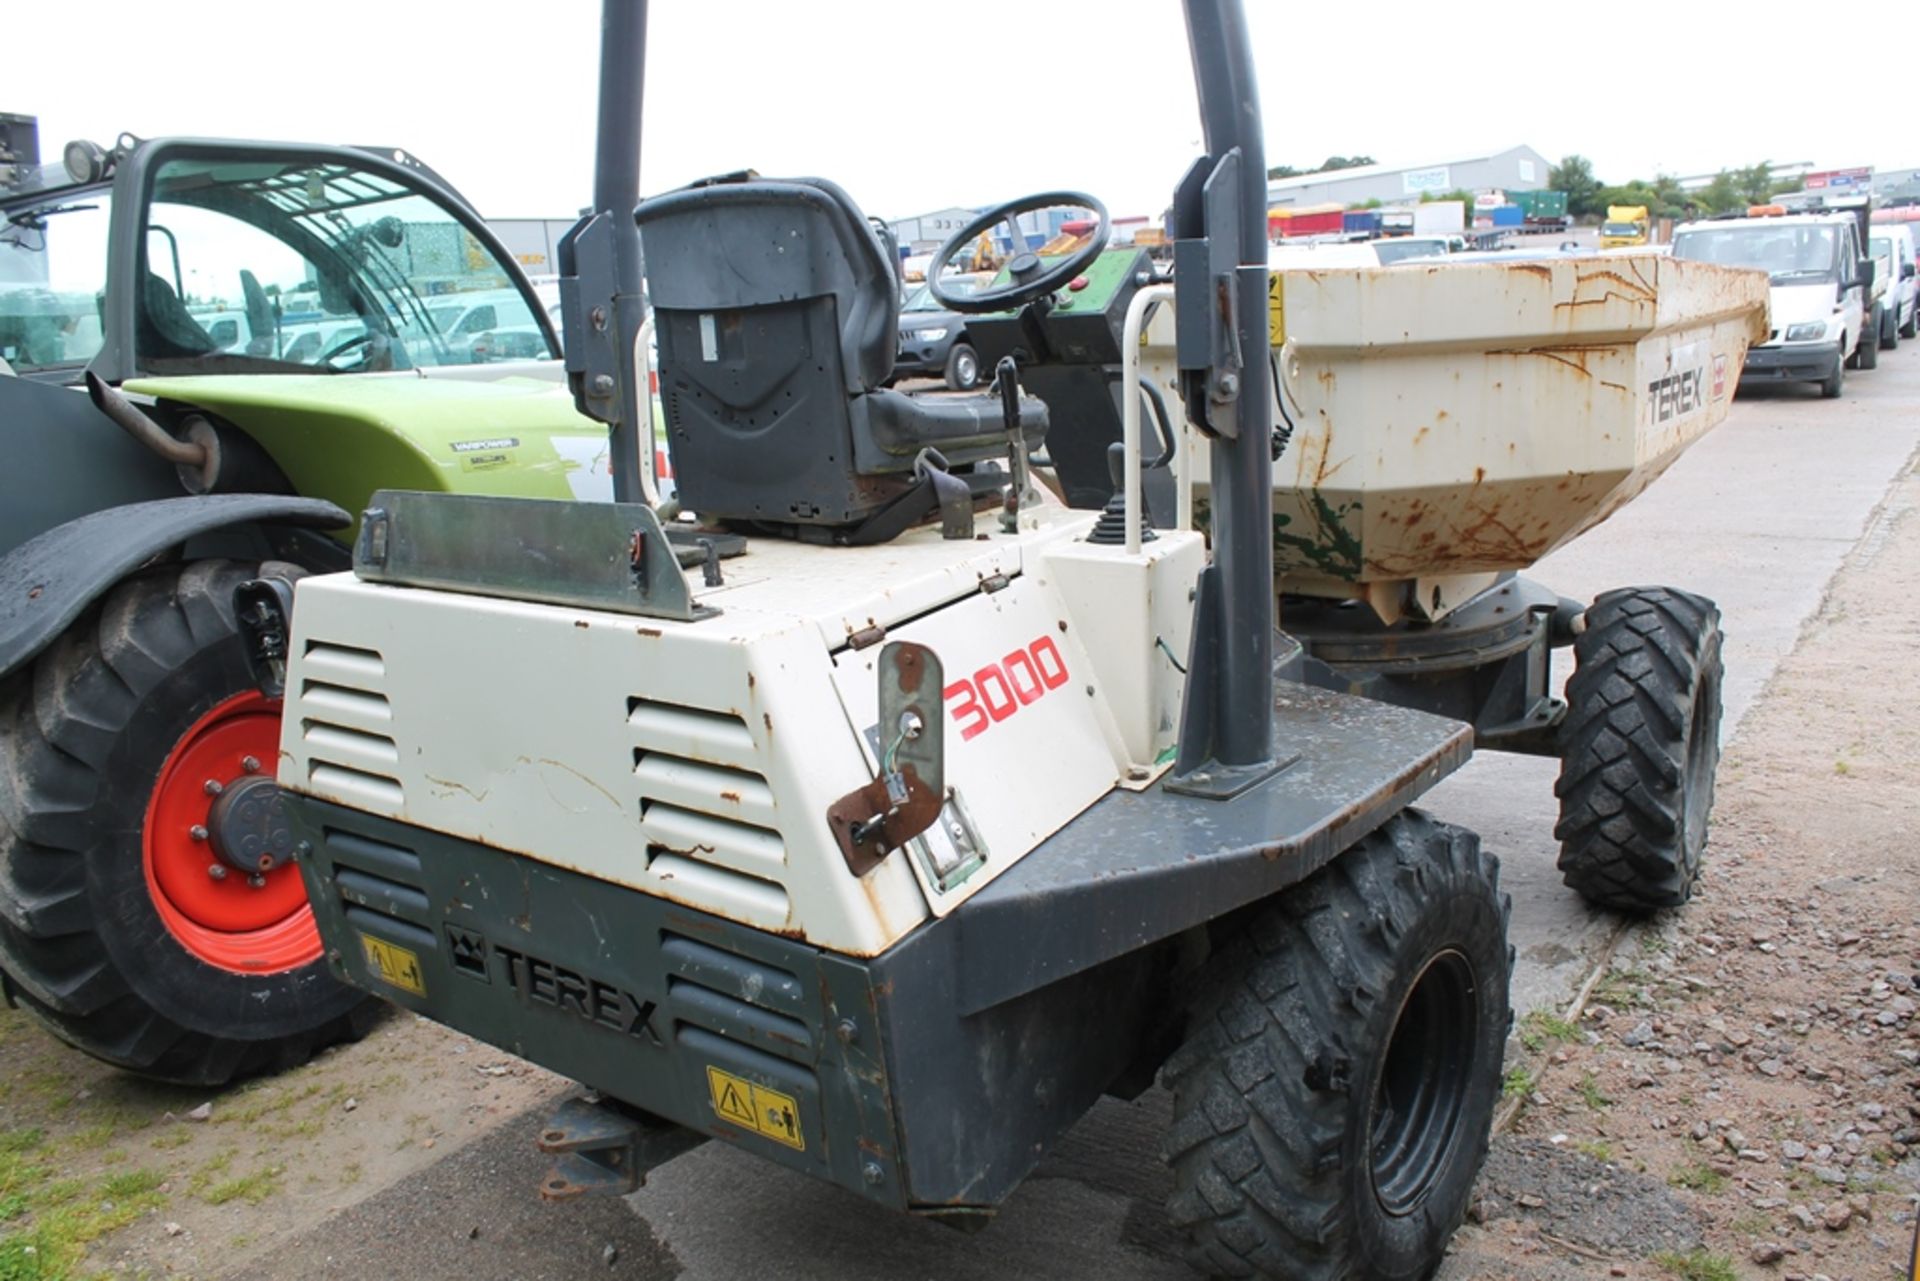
[240, 756, 261, 774]
[189, 824, 209, 842]
[247, 874, 267, 889]
[203, 779, 224, 796]
[207, 864, 228, 881]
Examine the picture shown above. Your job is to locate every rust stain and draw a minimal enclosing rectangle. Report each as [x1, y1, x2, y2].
[636, 627, 662, 638]
[1473, 466, 1485, 485]
[763, 712, 773, 735]
[574, 620, 589, 630]
[1413, 426, 1431, 445]
[1513, 263, 1554, 281]
[719, 790, 742, 804]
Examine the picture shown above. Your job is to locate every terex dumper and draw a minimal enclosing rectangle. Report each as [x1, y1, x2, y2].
[233, 3, 1767, 1277]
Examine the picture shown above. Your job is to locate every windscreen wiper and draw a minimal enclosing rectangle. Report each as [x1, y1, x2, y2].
[5, 201, 98, 231]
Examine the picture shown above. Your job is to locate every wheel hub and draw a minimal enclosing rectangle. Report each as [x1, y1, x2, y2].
[1370, 948, 1478, 1217]
[141, 690, 321, 974]
[207, 774, 303, 875]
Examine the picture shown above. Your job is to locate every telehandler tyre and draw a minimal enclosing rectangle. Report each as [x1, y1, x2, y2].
[1553, 586, 1723, 914]
[1163, 809, 1511, 1281]
[0, 559, 375, 1086]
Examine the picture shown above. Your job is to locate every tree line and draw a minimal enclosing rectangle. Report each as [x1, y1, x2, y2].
[1547, 155, 1780, 220]
[1268, 153, 1785, 220]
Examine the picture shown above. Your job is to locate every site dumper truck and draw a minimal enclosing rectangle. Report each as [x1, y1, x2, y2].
[1600, 204, 1652, 248]
[233, 3, 1768, 1277]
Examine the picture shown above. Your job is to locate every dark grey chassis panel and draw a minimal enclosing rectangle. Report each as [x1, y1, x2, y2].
[287, 682, 1467, 1214]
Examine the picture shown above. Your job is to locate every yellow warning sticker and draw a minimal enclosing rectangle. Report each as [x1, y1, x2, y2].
[359, 934, 427, 997]
[706, 1066, 804, 1151]
[1267, 271, 1286, 346]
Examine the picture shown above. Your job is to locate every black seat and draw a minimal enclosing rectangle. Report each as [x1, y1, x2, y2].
[138, 271, 216, 360]
[635, 174, 1046, 529]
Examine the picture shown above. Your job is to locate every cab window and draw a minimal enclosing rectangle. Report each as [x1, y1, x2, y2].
[136, 155, 552, 373]
[0, 190, 111, 373]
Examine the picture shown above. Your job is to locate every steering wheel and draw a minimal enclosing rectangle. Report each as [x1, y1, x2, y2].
[927, 190, 1111, 313]
[319, 332, 376, 367]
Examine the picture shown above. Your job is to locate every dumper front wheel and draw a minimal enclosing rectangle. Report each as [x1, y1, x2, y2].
[0, 560, 375, 1085]
[1162, 810, 1510, 1281]
[1554, 586, 1723, 913]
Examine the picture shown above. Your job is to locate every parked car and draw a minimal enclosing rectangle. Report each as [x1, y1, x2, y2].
[1671, 212, 1876, 398]
[893, 272, 994, 389]
[1868, 225, 1917, 345]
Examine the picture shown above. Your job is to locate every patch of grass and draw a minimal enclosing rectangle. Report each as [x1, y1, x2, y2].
[1834, 758, 1851, 776]
[1590, 968, 1652, 1008]
[1574, 1071, 1611, 1112]
[97, 1169, 163, 1202]
[1574, 1139, 1614, 1163]
[148, 1130, 191, 1152]
[202, 1166, 282, 1207]
[1727, 1212, 1771, 1237]
[1502, 1068, 1536, 1099]
[1668, 1161, 1728, 1193]
[1518, 1010, 1579, 1053]
[67, 1124, 116, 1154]
[0, 1228, 58, 1281]
[0, 1158, 169, 1281]
[338, 1163, 363, 1188]
[1651, 1248, 1737, 1281]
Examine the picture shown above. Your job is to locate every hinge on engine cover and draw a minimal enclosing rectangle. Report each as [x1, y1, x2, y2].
[827, 642, 946, 875]
[848, 623, 887, 650]
[979, 572, 1011, 595]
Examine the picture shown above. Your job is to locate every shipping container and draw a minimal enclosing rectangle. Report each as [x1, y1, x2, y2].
[1491, 205, 1524, 228]
[1342, 210, 1383, 235]
[1413, 201, 1466, 235]
[1508, 190, 1570, 225]
[1271, 208, 1347, 238]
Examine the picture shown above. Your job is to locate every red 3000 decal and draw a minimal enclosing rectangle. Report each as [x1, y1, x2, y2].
[944, 636, 1071, 741]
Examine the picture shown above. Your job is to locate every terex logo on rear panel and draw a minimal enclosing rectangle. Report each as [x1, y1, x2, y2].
[944, 635, 1071, 741]
[1648, 367, 1705, 424]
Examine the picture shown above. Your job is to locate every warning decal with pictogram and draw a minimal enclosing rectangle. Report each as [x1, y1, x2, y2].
[705, 1065, 805, 1151]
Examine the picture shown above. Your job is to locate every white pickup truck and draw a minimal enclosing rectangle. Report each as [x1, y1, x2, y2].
[1670, 211, 1877, 398]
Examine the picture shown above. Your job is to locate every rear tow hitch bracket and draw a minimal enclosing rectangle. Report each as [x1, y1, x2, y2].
[535, 1096, 707, 1202]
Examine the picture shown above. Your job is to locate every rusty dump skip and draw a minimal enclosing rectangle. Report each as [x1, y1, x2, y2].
[1261, 253, 1768, 597]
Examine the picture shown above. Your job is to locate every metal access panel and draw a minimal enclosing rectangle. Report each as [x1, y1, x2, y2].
[290, 801, 907, 1206]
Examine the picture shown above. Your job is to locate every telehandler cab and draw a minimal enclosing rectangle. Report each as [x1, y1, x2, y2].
[0, 115, 616, 1085]
[240, 1, 1760, 1275]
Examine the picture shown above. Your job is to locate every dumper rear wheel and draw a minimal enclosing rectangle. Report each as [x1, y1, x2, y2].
[1162, 810, 1510, 1281]
[0, 560, 376, 1085]
[1554, 586, 1723, 913]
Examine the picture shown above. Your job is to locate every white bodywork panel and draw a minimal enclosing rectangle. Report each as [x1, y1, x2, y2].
[280, 509, 1204, 956]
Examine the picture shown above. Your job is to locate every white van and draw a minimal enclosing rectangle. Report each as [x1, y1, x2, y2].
[1671, 212, 1876, 398]
[1868, 224, 1917, 346]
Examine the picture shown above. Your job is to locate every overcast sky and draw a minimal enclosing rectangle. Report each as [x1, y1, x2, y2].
[11, 2, 1912, 224]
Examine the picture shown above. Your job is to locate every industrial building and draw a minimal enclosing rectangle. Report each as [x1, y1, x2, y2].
[886, 204, 1094, 256]
[1265, 146, 1555, 208]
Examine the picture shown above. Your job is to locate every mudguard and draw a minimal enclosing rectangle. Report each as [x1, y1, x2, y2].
[0, 494, 349, 681]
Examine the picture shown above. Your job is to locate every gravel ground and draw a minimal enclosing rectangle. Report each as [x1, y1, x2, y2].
[1442, 464, 1920, 1281]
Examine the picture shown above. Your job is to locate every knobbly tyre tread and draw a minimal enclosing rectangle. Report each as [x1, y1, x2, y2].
[1162, 809, 1512, 1281]
[1553, 586, 1723, 913]
[0, 560, 375, 1085]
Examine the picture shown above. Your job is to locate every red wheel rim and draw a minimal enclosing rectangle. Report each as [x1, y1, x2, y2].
[142, 690, 320, 974]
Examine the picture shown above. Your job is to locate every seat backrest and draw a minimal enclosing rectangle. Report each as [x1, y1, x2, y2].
[636, 175, 905, 526]
[638, 175, 898, 391]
